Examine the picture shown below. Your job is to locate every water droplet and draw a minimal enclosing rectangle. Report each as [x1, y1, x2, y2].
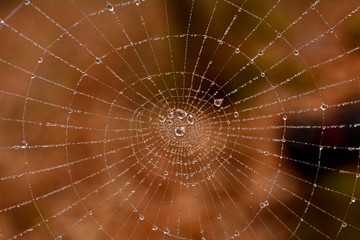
[139, 214, 145, 220]
[234, 111, 239, 118]
[95, 58, 102, 64]
[158, 115, 165, 122]
[260, 72, 265, 77]
[164, 171, 169, 176]
[235, 231, 240, 237]
[168, 109, 174, 118]
[175, 108, 187, 119]
[107, 3, 114, 12]
[320, 103, 328, 111]
[134, 0, 141, 6]
[260, 202, 266, 208]
[187, 114, 194, 124]
[214, 98, 223, 107]
[38, 57, 43, 63]
[277, 32, 282, 38]
[152, 225, 158, 231]
[23, 0, 30, 5]
[147, 76, 152, 80]
[0, 19, 5, 26]
[218, 39, 223, 44]
[351, 197, 356, 203]
[217, 214, 222, 220]
[21, 141, 28, 149]
[175, 126, 186, 137]
[88, 211, 93, 216]
[235, 48, 240, 54]
[342, 222, 347, 228]
[164, 227, 170, 234]
[258, 50, 264, 56]
[283, 115, 288, 120]
[294, 50, 299, 56]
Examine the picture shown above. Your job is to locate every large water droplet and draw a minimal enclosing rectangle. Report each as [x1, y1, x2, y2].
[320, 103, 328, 111]
[164, 227, 170, 234]
[0, 19, 4, 25]
[139, 214, 145, 220]
[95, 58, 102, 64]
[235, 48, 240, 54]
[187, 114, 194, 124]
[214, 98, 223, 107]
[175, 126, 186, 137]
[38, 57, 43, 63]
[175, 108, 187, 119]
[235, 231, 240, 237]
[158, 115, 165, 122]
[234, 111, 239, 118]
[294, 49, 299, 56]
[152, 225, 158, 231]
[107, 3, 114, 12]
[23, 0, 30, 5]
[134, 0, 141, 6]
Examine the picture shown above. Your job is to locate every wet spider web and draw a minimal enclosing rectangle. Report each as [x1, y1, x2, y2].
[0, 0, 360, 239]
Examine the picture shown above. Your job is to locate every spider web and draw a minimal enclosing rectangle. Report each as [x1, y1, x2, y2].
[0, 0, 360, 239]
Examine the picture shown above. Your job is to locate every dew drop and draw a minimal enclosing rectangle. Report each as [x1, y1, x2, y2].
[234, 111, 239, 118]
[38, 57, 43, 63]
[175, 126, 186, 137]
[235, 48, 240, 54]
[152, 225, 158, 231]
[107, 3, 114, 12]
[351, 197, 356, 203]
[258, 50, 264, 56]
[218, 39, 223, 44]
[217, 214, 222, 220]
[147, 76, 152, 80]
[214, 98, 223, 107]
[158, 115, 165, 122]
[134, 0, 141, 6]
[164, 171, 169, 176]
[320, 103, 328, 111]
[175, 108, 187, 119]
[235, 231, 240, 237]
[187, 114, 195, 124]
[164, 227, 170, 234]
[0, 19, 5, 26]
[277, 32, 282, 38]
[23, 0, 30, 5]
[260, 72, 265, 77]
[95, 58, 102, 64]
[21, 141, 28, 149]
[168, 109, 174, 118]
[294, 50, 299, 56]
[283, 115, 288, 120]
[342, 222, 347, 228]
[139, 214, 145, 220]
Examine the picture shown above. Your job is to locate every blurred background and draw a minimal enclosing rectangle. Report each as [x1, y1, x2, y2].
[0, 0, 360, 239]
